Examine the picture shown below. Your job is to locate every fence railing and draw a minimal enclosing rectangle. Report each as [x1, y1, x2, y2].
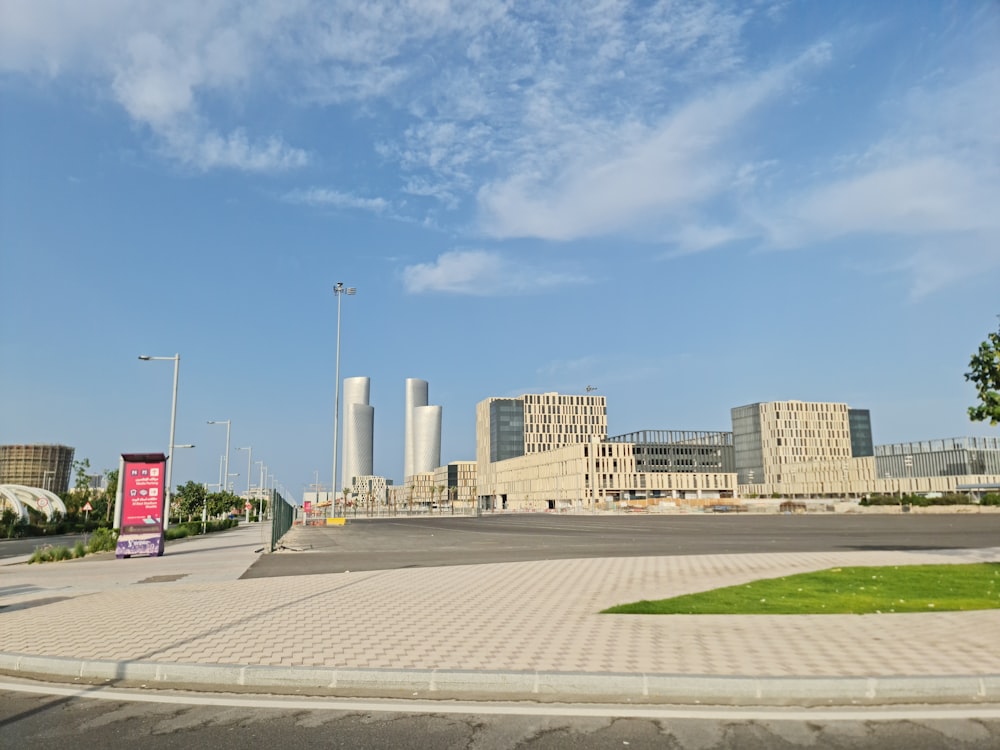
[269, 490, 295, 551]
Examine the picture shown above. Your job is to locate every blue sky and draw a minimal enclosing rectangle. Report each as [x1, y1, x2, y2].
[2, 0, 999, 499]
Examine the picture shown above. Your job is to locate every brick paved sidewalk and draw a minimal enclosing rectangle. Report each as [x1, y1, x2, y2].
[2, 525, 999, 704]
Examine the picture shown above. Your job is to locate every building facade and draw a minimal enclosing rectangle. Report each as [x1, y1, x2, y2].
[475, 393, 736, 510]
[607, 430, 735, 474]
[0, 444, 75, 495]
[875, 437, 1000, 483]
[732, 401, 858, 486]
[731, 401, 1000, 498]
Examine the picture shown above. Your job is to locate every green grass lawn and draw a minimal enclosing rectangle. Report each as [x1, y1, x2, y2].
[602, 563, 1000, 615]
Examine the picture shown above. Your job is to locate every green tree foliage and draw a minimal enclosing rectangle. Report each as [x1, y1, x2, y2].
[966, 321, 1000, 425]
[102, 468, 119, 522]
[208, 490, 240, 518]
[174, 481, 208, 519]
[2, 507, 24, 538]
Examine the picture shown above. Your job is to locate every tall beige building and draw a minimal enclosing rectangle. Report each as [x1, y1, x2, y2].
[726, 400, 1000, 498]
[731, 401, 855, 486]
[476, 392, 607, 496]
[477, 393, 735, 509]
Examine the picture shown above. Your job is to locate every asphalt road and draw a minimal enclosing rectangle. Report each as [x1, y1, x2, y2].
[242, 513, 1000, 578]
[3, 686, 998, 750]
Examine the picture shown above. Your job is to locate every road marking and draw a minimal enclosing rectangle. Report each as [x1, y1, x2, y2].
[2, 680, 999, 721]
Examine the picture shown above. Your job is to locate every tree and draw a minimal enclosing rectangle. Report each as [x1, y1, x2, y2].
[102, 468, 119, 522]
[966, 321, 1000, 425]
[174, 481, 208, 520]
[2, 507, 24, 538]
[63, 458, 93, 515]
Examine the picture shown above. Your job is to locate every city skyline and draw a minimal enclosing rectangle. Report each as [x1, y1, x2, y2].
[2, 2, 998, 497]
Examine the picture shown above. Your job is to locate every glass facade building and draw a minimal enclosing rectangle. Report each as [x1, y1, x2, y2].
[848, 409, 874, 457]
[489, 399, 525, 462]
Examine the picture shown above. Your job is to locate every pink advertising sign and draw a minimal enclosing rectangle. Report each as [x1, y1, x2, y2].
[121, 459, 165, 528]
[116, 453, 167, 558]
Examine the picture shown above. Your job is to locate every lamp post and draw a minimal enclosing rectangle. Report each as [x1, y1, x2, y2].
[332, 281, 356, 518]
[237, 445, 252, 505]
[139, 353, 180, 529]
[208, 420, 231, 491]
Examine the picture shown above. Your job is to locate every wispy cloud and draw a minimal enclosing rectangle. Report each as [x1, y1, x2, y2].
[402, 249, 589, 295]
[1, 0, 307, 172]
[4, 1, 997, 295]
[284, 187, 389, 213]
[476, 43, 831, 240]
[162, 126, 308, 172]
[754, 49, 1000, 296]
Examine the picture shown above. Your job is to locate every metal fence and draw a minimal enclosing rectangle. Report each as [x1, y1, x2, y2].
[269, 490, 295, 552]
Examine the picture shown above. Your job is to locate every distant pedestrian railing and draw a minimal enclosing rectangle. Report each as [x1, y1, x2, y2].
[270, 490, 295, 551]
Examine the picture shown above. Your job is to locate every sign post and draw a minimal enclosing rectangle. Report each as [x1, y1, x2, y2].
[116, 453, 167, 558]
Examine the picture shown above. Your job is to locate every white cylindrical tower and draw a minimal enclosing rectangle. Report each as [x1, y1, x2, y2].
[413, 404, 442, 475]
[342, 377, 371, 491]
[404, 378, 428, 480]
[345, 403, 374, 487]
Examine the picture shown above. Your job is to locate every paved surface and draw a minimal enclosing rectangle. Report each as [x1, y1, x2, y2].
[2, 520, 999, 706]
[243, 513, 1000, 577]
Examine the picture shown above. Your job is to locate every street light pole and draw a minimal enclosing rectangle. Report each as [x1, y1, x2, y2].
[237, 446, 252, 496]
[208, 420, 231, 491]
[237, 446, 252, 517]
[139, 353, 180, 529]
[332, 281, 356, 518]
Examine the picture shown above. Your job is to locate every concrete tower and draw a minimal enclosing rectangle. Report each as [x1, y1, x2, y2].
[404, 378, 428, 479]
[412, 405, 442, 475]
[342, 377, 373, 490]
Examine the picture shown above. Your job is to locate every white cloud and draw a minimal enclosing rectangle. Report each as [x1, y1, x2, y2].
[284, 187, 389, 212]
[402, 250, 589, 295]
[0, 0, 306, 171]
[769, 157, 996, 247]
[477, 43, 831, 240]
[754, 49, 1000, 296]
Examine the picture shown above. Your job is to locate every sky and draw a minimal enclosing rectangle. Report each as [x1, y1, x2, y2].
[2, 0, 999, 501]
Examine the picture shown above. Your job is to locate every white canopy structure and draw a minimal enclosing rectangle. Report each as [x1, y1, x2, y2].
[0, 485, 68, 521]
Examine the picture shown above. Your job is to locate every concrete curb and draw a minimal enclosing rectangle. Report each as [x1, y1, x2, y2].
[2, 652, 998, 706]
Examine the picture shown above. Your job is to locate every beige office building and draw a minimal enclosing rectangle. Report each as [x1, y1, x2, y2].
[476, 393, 736, 510]
[732, 401, 1000, 498]
[395, 461, 478, 510]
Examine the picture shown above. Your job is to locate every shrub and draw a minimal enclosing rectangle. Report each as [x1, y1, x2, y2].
[87, 527, 118, 553]
[29, 546, 54, 564]
[165, 526, 190, 540]
[29, 545, 74, 563]
[981, 493, 1000, 506]
[73, 541, 86, 558]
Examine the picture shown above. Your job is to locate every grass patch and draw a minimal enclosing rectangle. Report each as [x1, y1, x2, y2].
[602, 563, 1000, 615]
